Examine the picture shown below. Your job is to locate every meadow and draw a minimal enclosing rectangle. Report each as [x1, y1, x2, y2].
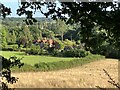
[0, 51, 105, 72]
[0, 51, 75, 66]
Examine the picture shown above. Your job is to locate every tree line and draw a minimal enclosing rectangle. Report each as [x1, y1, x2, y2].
[0, 17, 120, 58]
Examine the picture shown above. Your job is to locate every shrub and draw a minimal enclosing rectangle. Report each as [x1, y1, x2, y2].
[64, 46, 73, 51]
[26, 45, 48, 55]
[106, 50, 120, 59]
[62, 49, 89, 58]
[11, 64, 36, 72]
[50, 49, 60, 56]
[55, 39, 65, 50]
[47, 47, 54, 53]
[1, 44, 19, 51]
[91, 44, 120, 59]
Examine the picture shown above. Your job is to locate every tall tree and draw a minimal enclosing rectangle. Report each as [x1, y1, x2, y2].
[1, 1, 120, 50]
[22, 25, 33, 47]
[29, 25, 42, 40]
[10, 30, 16, 44]
[9, 1, 119, 50]
[55, 19, 68, 41]
[0, 26, 7, 48]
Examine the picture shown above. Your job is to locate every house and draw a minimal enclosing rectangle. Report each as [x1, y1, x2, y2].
[33, 37, 59, 48]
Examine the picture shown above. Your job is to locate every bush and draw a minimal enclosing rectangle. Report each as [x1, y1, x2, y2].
[64, 46, 73, 51]
[91, 44, 120, 59]
[26, 45, 48, 55]
[11, 64, 36, 72]
[55, 39, 65, 50]
[106, 50, 120, 59]
[62, 49, 89, 58]
[50, 49, 62, 57]
[1, 44, 19, 51]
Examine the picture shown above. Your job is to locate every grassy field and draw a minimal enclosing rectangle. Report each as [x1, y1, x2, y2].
[0, 51, 105, 72]
[9, 59, 118, 88]
[0, 51, 76, 66]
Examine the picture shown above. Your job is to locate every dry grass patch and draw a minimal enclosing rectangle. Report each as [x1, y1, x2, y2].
[9, 59, 118, 88]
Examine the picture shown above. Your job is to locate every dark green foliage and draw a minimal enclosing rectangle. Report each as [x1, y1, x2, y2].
[62, 49, 89, 58]
[64, 30, 78, 41]
[29, 25, 42, 40]
[0, 3, 11, 18]
[26, 45, 48, 55]
[0, 27, 7, 48]
[1, 47, 14, 51]
[50, 49, 61, 56]
[106, 50, 120, 59]
[0, 56, 24, 89]
[91, 44, 120, 59]
[17, 36, 28, 48]
[42, 29, 55, 39]
[1, 45, 19, 51]
[47, 47, 55, 53]
[11, 64, 36, 72]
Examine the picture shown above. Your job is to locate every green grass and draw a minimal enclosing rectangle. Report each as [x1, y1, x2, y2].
[0, 51, 105, 72]
[0, 51, 76, 66]
[11, 54, 105, 72]
[33, 54, 105, 71]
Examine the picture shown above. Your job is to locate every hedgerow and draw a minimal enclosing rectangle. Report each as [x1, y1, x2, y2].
[11, 54, 104, 72]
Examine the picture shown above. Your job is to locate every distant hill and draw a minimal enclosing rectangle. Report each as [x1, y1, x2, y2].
[1, 17, 52, 22]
